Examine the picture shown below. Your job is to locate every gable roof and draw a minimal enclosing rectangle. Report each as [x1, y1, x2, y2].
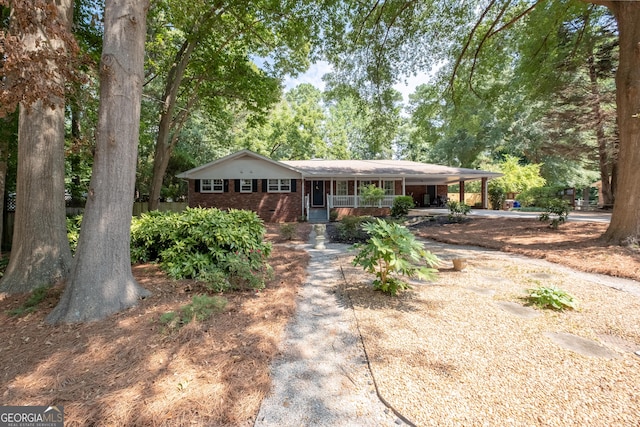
[176, 149, 302, 179]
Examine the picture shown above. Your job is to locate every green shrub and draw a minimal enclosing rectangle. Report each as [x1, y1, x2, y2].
[131, 208, 272, 290]
[360, 184, 385, 206]
[488, 185, 506, 210]
[66, 215, 83, 254]
[538, 199, 570, 229]
[391, 196, 415, 218]
[516, 185, 566, 208]
[160, 295, 228, 330]
[352, 218, 439, 296]
[336, 215, 371, 241]
[447, 200, 471, 221]
[526, 285, 577, 311]
[279, 223, 298, 240]
[329, 209, 339, 222]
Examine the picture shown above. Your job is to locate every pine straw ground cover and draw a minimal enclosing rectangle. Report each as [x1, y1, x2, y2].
[0, 223, 310, 426]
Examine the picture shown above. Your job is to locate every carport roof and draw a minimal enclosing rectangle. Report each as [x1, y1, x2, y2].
[282, 159, 502, 185]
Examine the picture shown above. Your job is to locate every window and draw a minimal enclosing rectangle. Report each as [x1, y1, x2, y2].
[336, 181, 348, 196]
[201, 179, 223, 193]
[383, 180, 395, 195]
[240, 179, 253, 193]
[268, 178, 291, 192]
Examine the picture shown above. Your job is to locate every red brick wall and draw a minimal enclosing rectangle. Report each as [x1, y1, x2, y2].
[331, 207, 390, 220]
[188, 179, 302, 223]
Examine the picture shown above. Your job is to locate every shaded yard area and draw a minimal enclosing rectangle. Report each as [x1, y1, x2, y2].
[0, 217, 638, 426]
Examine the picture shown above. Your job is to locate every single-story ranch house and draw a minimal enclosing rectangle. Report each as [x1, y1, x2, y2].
[176, 150, 502, 222]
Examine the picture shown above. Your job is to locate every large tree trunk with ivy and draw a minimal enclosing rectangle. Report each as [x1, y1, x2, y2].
[597, 1, 640, 244]
[47, 0, 150, 323]
[0, 1, 73, 294]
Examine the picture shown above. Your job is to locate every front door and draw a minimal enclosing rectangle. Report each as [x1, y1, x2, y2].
[312, 180, 325, 207]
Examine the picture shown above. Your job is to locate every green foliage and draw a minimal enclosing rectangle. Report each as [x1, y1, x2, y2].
[391, 195, 415, 218]
[538, 199, 571, 230]
[447, 200, 471, 221]
[66, 215, 83, 255]
[336, 215, 371, 242]
[488, 185, 506, 210]
[359, 184, 385, 206]
[7, 286, 49, 317]
[526, 285, 577, 311]
[130, 208, 272, 290]
[279, 223, 298, 240]
[352, 219, 439, 296]
[329, 209, 339, 222]
[516, 186, 566, 208]
[160, 295, 228, 331]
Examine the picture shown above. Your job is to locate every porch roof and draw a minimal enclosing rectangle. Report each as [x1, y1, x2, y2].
[281, 159, 501, 185]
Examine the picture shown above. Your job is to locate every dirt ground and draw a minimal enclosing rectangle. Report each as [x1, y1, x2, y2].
[0, 217, 638, 426]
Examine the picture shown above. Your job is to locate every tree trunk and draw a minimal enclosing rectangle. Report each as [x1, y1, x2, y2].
[587, 54, 615, 208]
[601, 2, 640, 244]
[148, 40, 196, 211]
[0, 1, 73, 294]
[47, 0, 150, 323]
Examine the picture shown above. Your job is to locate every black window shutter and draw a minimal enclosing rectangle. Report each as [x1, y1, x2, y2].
[262, 179, 267, 192]
[252, 179, 258, 192]
[194, 179, 201, 193]
[291, 179, 297, 192]
[223, 179, 229, 193]
[234, 179, 240, 192]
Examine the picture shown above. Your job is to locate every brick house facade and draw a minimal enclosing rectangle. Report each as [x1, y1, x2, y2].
[177, 150, 501, 222]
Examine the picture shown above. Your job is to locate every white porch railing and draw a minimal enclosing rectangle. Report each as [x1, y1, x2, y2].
[328, 195, 398, 208]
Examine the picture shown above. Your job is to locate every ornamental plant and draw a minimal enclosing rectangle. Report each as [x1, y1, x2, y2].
[526, 285, 577, 311]
[352, 218, 439, 295]
[538, 199, 570, 229]
[360, 184, 385, 206]
[391, 195, 415, 218]
[447, 200, 471, 221]
[130, 208, 272, 291]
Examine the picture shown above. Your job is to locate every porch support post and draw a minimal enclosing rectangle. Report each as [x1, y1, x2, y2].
[354, 178, 358, 208]
[330, 177, 334, 208]
[378, 178, 382, 208]
[402, 177, 406, 195]
[459, 180, 465, 204]
[481, 177, 488, 209]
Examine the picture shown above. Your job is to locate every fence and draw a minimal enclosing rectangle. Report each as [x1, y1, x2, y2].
[447, 192, 483, 207]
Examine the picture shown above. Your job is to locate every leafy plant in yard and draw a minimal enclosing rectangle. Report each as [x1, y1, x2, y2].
[7, 285, 49, 316]
[391, 195, 414, 218]
[447, 200, 471, 221]
[131, 208, 272, 290]
[526, 285, 577, 311]
[538, 199, 570, 229]
[336, 215, 372, 242]
[66, 214, 83, 255]
[160, 295, 228, 331]
[352, 218, 440, 296]
[279, 223, 298, 240]
[360, 184, 385, 206]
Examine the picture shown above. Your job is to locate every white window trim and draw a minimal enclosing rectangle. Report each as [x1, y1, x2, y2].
[267, 178, 291, 193]
[383, 180, 395, 196]
[201, 179, 224, 193]
[336, 180, 348, 196]
[240, 178, 253, 193]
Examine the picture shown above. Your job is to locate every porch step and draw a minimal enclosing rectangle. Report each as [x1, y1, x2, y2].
[308, 209, 328, 223]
